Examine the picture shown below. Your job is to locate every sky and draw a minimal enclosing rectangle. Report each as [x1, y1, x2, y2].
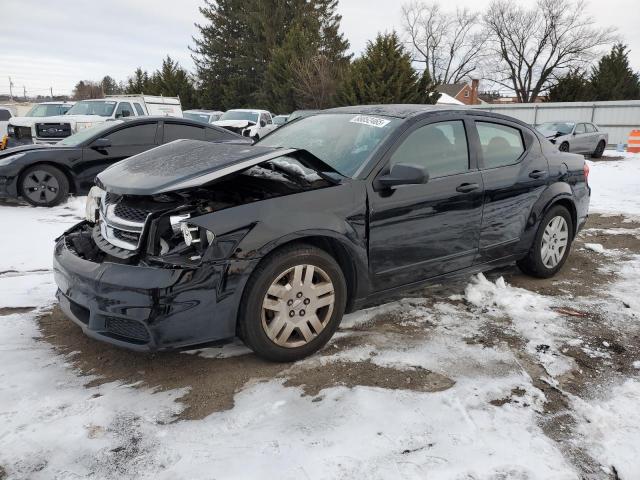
[1, 0, 638, 97]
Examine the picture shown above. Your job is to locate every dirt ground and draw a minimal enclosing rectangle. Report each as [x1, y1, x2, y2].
[33, 213, 640, 476]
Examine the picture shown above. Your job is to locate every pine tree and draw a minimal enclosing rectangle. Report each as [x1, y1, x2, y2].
[149, 56, 198, 109]
[100, 76, 121, 96]
[338, 32, 435, 105]
[548, 69, 593, 102]
[590, 44, 640, 101]
[125, 68, 151, 94]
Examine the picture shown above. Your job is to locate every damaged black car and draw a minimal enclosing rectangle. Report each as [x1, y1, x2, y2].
[53, 105, 590, 361]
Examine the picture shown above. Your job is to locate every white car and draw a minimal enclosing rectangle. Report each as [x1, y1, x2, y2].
[213, 109, 277, 140]
[31, 95, 183, 144]
[5, 101, 74, 147]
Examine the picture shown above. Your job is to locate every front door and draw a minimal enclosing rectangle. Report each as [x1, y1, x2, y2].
[368, 117, 484, 291]
[78, 122, 159, 191]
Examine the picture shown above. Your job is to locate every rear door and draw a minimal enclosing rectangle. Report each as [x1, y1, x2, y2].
[78, 122, 159, 191]
[471, 117, 549, 263]
[368, 116, 484, 290]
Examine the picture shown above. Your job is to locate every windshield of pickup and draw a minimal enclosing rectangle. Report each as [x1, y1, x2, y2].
[218, 111, 259, 123]
[66, 100, 117, 117]
[26, 104, 70, 117]
[58, 121, 123, 146]
[257, 113, 401, 177]
[538, 122, 575, 135]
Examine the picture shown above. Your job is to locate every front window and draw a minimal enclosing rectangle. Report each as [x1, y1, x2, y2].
[66, 100, 117, 117]
[218, 111, 259, 123]
[538, 122, 575, 135]
[257, 113, 401, 177]
[25, 104, 69, 117]
[58, 121, 123, 146]
[184, 112, 212, 123]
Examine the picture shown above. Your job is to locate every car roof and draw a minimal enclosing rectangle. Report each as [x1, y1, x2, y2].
[184, 109, 223, 114]
[227, 108, 270, 114]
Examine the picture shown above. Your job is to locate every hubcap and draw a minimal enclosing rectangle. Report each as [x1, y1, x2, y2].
[541, 216, 569, 268]
[261, 264, 335, 348]
[22, 170, 59, 204]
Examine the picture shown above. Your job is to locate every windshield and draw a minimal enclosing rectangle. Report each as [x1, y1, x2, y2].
[25, 104, 69, 117]
[257, 113, 401, 177]
[218, 111, 259, 123]
[184, 112, 211, 123]
[58, 120, 123, 146]
[538, 122, 575, 135]
[66, 100, 117, 117]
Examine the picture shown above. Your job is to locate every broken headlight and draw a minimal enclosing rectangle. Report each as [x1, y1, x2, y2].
[85, 186, 105, 223]
[153, 212, 216, 263]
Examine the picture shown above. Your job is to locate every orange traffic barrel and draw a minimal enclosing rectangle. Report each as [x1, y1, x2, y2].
[629, 130, 640, 153]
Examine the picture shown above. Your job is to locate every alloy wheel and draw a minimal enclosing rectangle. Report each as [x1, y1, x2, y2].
[22, 170, 60, 205]
[541, 216, 569, 268]
[261, 264, 335, 348]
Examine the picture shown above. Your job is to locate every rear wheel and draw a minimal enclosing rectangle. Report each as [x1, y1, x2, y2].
[19, 164, 69, 207]
[238, 243, 347, 362]
[559, 142, 570, 152]
[592, 140, 606, 158]
[517, 205, 573, 278]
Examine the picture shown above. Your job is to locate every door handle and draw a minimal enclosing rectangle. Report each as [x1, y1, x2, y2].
[529, 170, 547, 179]
[456, 182, 480, 193]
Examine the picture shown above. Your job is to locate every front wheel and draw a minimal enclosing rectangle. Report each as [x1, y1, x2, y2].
[19, 164, 69, 207]
[517, 205, 573, 278]
[238, 244, 347, 362]
[559, 142, 570, 152]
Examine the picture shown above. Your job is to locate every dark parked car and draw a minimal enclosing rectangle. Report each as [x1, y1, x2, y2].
[53, 105, 590, 361]
[0, 117, 248, 206]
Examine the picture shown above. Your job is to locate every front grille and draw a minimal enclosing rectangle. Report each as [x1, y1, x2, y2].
[105, 317, 150, 343]
[114, 203, 151, 223]
[113, 229, 141, 244]
[36, 122, 72, 138]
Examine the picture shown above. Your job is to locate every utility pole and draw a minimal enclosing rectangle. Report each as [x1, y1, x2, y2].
[50, 86, 53, 99]
[23, 85, 26, 100]
[8, 77, 14, 100]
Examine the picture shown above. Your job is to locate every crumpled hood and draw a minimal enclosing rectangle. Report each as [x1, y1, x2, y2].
[212, 120, 256, 129]
[97, 139, 296, 195]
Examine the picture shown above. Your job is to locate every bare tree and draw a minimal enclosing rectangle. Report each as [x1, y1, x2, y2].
[483, 0, 615, 102]
[293, 55, 341, 109]
[401, 1, 488, 84]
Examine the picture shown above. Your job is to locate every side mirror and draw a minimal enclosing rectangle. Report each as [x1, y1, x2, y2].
[260, 120, 266, 127]
[374, 163, 429, 190]
[91, 138, 111, 149]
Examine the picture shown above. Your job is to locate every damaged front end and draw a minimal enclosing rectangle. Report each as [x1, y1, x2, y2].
[53, 140, 343, 350]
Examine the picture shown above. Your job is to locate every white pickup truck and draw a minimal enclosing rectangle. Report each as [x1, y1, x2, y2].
[213, 109, 277, 140]
[30, 95, 182, 144]
[4, 102, 74, 148]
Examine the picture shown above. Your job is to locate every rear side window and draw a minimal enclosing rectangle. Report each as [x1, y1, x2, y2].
[163, 123, 206, 143]
[106, 123, 157, 146]
[476, 122, 525, 169]
[390, 120, 469, 178]
[585, 123, 597, 133]
[0, 109, 11, 121]
[115, 102, 134, 118]
[134, 103, 145, 116]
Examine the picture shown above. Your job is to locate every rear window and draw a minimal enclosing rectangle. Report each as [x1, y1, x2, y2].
[477, 122, 525, 168]
[134, 103, 145, 116]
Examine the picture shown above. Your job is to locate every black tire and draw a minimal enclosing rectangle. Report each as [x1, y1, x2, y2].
[517, 205, 573, 278]
[238, 243, 347, 362]
[19, 164, 69, 207]
[559, 142, 570, 152]
[592, 140, 606, 158]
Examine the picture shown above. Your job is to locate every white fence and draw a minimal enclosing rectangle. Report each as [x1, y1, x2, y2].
[471, 100, 640, 146]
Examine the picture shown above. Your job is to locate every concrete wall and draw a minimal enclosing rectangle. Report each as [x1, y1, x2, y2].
[471, 100, 640, 146]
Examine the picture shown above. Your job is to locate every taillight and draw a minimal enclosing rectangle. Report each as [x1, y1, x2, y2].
[584, 162, 590, 184]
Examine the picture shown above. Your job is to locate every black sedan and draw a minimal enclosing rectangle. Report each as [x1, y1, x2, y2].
[53, 105, 590, 361]
[0, 117, 248, 206]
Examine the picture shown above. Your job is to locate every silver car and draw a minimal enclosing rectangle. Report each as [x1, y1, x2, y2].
[537, 121, 608, 158]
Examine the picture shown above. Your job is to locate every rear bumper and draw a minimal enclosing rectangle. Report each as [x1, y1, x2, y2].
[53, 223, 258, 351]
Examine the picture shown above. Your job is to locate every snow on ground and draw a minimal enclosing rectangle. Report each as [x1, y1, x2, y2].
[588, 150, 640, 216]
[2, 156, 640, 479]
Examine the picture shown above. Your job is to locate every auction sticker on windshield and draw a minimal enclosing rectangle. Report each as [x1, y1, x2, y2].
[350, 115, 391, 128]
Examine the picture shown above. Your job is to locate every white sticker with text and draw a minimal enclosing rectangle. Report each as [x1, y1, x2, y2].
[349, 115, 391, 128]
